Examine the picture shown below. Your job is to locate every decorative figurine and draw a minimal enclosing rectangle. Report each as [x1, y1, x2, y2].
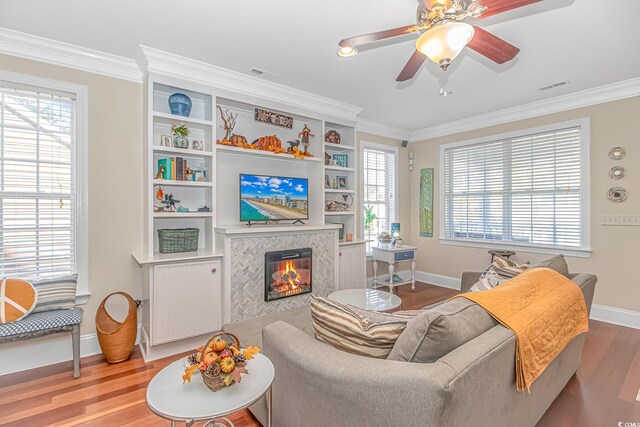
[176, 205, 190, 213]
[217, 106, 237, 142]
[286, 140, 301, 153]
[197, 206, 212, 212]
[325, 130, 341, 144]
[155, 166, 166, 180]
[298, 125, 314, 155]
[160, 193, 180, 212]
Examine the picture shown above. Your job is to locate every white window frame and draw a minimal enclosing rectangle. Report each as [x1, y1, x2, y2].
[439, 118, 591, 258]
[361, 141, 399, 254]
[0, 70, 89, 302]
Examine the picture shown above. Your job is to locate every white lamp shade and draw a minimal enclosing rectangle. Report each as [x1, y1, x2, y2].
[415, 22, 475, 65]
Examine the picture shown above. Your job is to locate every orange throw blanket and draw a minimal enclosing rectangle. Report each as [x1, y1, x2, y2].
[452, 268, 589, 392]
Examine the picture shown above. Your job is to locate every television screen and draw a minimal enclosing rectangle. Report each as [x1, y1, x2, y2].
[240, 174, 309, 221]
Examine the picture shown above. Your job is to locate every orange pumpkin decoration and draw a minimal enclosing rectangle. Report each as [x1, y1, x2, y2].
[212, 339, 227, 352]
[220, 357, 235, 373]
[203, 352, 219, 365]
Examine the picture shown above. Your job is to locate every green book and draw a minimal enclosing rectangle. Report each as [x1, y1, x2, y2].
[157, 158, 172, 180]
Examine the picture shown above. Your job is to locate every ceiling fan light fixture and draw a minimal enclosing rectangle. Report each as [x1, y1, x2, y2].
[425, 0, 453, 11]
[415, 22, 475, 70]
[337, 46, 358, 58]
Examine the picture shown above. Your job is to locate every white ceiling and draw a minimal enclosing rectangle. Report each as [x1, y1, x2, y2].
[1, 0, 639, 131]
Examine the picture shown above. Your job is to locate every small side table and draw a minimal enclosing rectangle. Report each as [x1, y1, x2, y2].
[372, 244, 418, 293]
[488, 250, 516, 263]
[146, 353, 274, 427]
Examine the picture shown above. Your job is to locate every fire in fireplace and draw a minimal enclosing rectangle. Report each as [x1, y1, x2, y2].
[264, 248, 312, 301]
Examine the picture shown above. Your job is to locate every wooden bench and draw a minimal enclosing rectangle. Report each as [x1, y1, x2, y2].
[0, 308, 84, 378]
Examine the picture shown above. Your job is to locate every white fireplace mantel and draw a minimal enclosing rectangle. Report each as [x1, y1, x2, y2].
[215, 223, 341, 236]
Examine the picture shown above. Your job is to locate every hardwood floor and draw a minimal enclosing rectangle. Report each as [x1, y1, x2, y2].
[1, 282, 638, 427]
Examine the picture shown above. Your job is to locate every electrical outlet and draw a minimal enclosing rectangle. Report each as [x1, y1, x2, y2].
[602, 215, 620, 225]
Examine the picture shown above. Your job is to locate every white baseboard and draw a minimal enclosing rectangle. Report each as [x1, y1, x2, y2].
[367, 269, 460, 290]
[0, 325, 141, 377]
[590, 304, 640, 329]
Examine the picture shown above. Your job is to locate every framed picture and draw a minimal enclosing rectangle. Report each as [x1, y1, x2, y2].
[325, 174, 331, 189]
[337, 176, 348, 189]
[332, 153, 349, 168]
[192, 140, 204, 151]
[160, 135, 172, 147]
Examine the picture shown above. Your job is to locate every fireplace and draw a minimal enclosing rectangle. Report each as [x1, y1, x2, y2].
[264, 248, 312, 301]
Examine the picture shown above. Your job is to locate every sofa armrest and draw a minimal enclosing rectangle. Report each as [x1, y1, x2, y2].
[460, 271, 482, 292]
[261, 321, 456, 427]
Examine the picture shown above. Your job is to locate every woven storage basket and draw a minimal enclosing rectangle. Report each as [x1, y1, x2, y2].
[158, 228, 199, 253]
[96, 292, 138, 363]
[200, 332, 242, 392]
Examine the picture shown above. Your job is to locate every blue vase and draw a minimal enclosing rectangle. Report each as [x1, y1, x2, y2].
[168, 93, 192, 117]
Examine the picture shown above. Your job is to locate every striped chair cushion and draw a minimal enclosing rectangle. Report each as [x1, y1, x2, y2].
[310, 295, 416, 359]
[470, 256, 529, 292]
[31, 274, 78, 313]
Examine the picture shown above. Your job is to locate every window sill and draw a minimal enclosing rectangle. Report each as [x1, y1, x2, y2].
[75, 291, 91, 305]
[439, 238, 592, 259]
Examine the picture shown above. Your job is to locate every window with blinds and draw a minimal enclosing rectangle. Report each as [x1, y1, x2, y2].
[0, 82, 77, 281]
[363, 143, 397, 252]
[442, 122, 588, 251]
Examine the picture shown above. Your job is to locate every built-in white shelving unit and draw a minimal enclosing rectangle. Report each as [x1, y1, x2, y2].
[323, 122, 359, 242]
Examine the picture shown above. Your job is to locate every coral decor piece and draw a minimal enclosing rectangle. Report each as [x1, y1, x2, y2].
[217, 106, 237, 141]
[182, 333, 260, 392]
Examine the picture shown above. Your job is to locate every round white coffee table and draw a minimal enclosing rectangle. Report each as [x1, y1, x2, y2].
[146, 353, 275, 427]
[328, 289, 402, 312]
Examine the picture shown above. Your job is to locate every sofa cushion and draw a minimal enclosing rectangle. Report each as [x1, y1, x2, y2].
[387, 298, 497, 363]
[469, 256, 529, 291]
[527, 255, 570, 277]
[310, 295, 415, 359]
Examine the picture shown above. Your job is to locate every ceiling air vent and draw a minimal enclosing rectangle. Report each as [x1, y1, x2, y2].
[250, 67, 277, 79]
[540, 80, 571, 91]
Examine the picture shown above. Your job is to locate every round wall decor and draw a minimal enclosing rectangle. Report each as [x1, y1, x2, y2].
[609, 166, 626, 180]
[609, 147, 626, 160]
[607, 187, 628, 203]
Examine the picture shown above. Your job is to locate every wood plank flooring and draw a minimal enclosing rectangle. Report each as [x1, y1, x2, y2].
[1, 282, 638, 426]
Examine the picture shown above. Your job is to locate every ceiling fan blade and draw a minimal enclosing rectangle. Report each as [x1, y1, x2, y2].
[396, 51, 427, 82]
[474, 0, 543, 18]
[467, 26, 520, 64]
[339, 25, 419, 48]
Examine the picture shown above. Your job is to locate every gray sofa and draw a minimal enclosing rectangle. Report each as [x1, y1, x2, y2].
[224, 272, 596, 427]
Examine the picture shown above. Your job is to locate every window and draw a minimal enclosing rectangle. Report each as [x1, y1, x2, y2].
[0, 72, 88, 296]
[362, 142, 397, 252]
[441, 119, 590, 254]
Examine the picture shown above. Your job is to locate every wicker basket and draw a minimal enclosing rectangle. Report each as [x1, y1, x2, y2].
[96, 292, 138, 363]
[200, 332, 241, 392]
[157, 228, 199, 253]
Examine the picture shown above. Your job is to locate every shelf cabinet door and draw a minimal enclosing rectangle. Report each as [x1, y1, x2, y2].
[338, 244, 367, 290]
[151, 260, 221, 345]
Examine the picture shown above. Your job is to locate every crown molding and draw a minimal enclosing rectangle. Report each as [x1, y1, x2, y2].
[356, 118, 411, 141]
[137, 45, 363, 122]
[409, 77, 640, 142]
[0, 27, 142, 83]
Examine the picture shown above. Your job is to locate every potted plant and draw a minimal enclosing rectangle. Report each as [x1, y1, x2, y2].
[172, 123, 190, 149]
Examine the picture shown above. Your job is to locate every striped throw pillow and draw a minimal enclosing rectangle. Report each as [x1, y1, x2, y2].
[470, 256, 528, 292]
[31, 274, 78, 313]
[310, 295, 416, 358]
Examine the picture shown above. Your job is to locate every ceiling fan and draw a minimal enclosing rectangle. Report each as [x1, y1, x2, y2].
[338, 0, 542, 81]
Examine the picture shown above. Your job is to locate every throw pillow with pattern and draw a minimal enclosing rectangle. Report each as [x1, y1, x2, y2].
[469, 256, 529, 292]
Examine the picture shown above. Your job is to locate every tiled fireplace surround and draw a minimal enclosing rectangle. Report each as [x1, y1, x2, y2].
[217, 225, 339, 323]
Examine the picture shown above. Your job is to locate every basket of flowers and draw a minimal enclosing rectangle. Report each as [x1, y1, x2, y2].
[182, 332, 260, 392]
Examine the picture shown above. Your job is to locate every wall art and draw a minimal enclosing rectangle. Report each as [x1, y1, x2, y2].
[254, 108, 293, 129]
[419, 168, 434, 237]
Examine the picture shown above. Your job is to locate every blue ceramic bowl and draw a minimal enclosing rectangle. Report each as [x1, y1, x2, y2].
[168, 93, 192, 117]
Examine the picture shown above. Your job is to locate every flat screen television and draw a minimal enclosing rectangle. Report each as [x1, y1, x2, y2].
[240, 174, 309, 222]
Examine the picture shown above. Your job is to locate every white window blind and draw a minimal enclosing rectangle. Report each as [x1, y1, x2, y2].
[443, 124, 587, 251]
[0, 82, 77, 281]
[363, 144, 397, 251]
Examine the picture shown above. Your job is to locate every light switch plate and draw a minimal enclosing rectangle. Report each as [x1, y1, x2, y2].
[602, 215, 640, 226]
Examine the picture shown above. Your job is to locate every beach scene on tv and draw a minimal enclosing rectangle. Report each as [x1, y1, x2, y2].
[240, 174, 309, 221]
